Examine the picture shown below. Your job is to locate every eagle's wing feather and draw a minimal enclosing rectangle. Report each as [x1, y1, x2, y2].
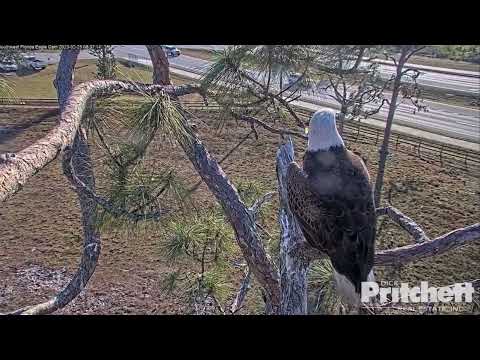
[286, 162, 334, 253]
[286, 152, 375, 287]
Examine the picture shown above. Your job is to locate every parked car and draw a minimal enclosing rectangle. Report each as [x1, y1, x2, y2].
[161, 45, 181, 57]
[0, 59, 18, 73]
[21, 56, 47, 71]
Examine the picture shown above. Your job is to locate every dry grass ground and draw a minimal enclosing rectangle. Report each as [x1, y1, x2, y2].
[407, 55, 479, 73]
[1, 100, 479, 314]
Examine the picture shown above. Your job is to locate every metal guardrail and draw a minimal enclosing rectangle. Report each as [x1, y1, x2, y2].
[182, 99, 480, 175]
[1, 97, 479, 174]
[0, 98, 58, 106]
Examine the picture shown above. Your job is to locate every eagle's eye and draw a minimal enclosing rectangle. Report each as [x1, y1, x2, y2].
[304, 127, 309, 135]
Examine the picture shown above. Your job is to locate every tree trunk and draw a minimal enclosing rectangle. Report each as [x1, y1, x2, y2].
[146, 45, 171, 85]
[53, 49, 80, 109]
[373, 47, 409, 208]
[352, 46, 366, 70]
[277, 138, 310, 314]
[338, 104, 347, 135]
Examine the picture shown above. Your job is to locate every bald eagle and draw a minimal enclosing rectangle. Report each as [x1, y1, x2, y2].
[286, 109, 376, 307]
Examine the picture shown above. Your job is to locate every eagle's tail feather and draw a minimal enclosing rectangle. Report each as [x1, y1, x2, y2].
[333, 269, 361, 308]
[333, 269, 376, 310]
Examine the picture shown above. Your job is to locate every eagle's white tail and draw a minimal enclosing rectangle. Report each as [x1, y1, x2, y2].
[333, 269, 375, 308]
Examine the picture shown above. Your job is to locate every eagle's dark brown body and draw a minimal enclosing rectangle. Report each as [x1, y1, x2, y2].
[286, 146, 376, 293]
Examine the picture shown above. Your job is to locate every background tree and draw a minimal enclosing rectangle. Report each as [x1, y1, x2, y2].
[89, 45, 117, 80]
[314, 45, 388, 135]
[373, 45, 428, 207]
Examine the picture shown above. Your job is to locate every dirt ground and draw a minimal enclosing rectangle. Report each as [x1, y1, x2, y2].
[0, 103, 479, 315]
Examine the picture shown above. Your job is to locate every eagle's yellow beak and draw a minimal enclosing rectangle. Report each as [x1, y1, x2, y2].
[304, 127, 309, 135]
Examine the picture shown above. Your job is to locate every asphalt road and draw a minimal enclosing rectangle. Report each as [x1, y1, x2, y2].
[31, 47, 480, 145]
[170, 45, 480, 95]
[112, 46, 480, 144]
[33, 45, 480, 95]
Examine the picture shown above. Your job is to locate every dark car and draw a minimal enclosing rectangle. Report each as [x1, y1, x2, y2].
[21, 56, 47, 71]
[161, 46, 181, 57]
[0, 59, 18, 72]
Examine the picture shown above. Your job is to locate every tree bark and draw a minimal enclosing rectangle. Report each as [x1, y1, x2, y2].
[352, 47, 366, 70]
[146, 45, 171, 85]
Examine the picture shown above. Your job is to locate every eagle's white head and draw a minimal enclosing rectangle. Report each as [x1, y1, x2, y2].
[307, 109, 345, 152]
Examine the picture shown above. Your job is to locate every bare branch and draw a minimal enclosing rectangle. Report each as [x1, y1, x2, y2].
[174, 107, 282, 313]
[236, 68, 305, 128]
[375, 223, 480, 266]
[233, 111, 307, 140]
[385, 53, 398, 68]
[249, 192, 275, 218]
[4, 50, 102, 315]
[7, 130, 101, 315]
[376, 206, 429, 243]
[230, 268, 252, 314]
[404, 46, 427, 62]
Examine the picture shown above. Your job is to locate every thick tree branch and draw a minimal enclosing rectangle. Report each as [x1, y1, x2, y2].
[186, 130, 254, 195]
[6, 131, 102, 315]
[0, 80, 202, 203]
[375, 223, 480, 266]
[174, 112, 282, 313]
[4, 50, 103, 315]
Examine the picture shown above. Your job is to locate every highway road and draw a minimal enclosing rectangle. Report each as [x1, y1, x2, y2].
[169, 45, 480, 96]
[32, 47, 480, 145]
[33, 45, 480, 95]
[112, 46, 480, 144]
